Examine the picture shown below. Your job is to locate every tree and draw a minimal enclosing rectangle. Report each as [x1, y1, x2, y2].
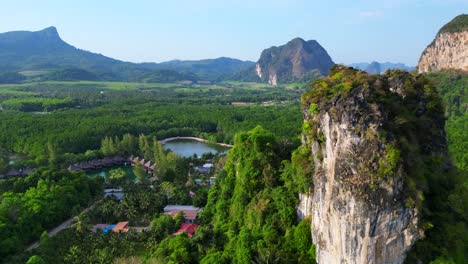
[153, 138, 168, 177]
[109, 168, 127, 185]
[26, 255, 46, 264]
[71, 214, 91, 234]
[47, 141, 59, 168]
[173, 211, 186, 227]
[0, 158, 7, 175]
[120, 133, 137, 155]
[139, 134, 152, 160]
[150, 214, 175, 240]
[133, 163, 147, 182]
[64, 245, 83, 264]
[154, 235, 194, 263]
[100, 136, 116, 156]
[160, 182, 176, 201]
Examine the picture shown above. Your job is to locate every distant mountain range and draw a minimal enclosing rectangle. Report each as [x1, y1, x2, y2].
[348, 62, 415, 74]
[0, 27, 254, 82]
[0, 26, 422, 84]
[141, 58, 254, 81]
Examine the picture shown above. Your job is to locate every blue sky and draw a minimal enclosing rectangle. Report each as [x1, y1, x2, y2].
[0, 0, 466, 65]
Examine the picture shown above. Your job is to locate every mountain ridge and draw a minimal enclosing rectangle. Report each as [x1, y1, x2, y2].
[349, 61, 414, 74]
[0, 27, 254, 81]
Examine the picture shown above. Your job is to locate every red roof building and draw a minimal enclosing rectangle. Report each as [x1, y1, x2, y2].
[112, 221, 129, 233]
[172, 223, 199, 238]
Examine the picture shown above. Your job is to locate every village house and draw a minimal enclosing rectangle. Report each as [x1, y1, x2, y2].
[129, 156, 157, 175]
[67, 155, 126, 172]
[194, 163, 213, 175]
[92, 221, 149, 234]
[104, 188, 125, 201]
[0, 167, 36, 179]
[163, 205, 201, 223]
[112, 221, 129, 233]
[172, 223, 199, 238]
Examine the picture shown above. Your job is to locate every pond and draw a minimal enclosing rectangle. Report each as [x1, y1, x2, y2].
[163, 139, 230, 157]
[86, 165, 140, 183]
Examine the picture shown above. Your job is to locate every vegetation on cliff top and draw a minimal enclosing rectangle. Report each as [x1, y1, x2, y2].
[438, 14, 468, 34]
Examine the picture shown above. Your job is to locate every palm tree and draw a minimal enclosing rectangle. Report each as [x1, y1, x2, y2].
[252, 248, 281, 264]
[100, 200, 115, 222]
[71, 213, 91, 234]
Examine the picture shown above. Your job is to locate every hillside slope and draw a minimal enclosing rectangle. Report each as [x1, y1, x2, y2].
[0, 27, 253, 81]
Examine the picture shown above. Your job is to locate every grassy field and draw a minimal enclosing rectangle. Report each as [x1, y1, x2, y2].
[0, 80, 302, 107]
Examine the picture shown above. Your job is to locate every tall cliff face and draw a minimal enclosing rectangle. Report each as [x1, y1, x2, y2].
[417, 14, 468, 73]
[255, 38, 334, 85]
[300, 66, 448, 264]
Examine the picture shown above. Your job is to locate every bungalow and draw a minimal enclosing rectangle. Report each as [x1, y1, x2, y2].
[195, 166, 211, 175]
[144, 161, 154, 173]
[101, 157, 114, 166]
[90, 160, 105, 169]
[112, 221, 129, 233]
[92, 224, 109, 233]
[113, 156, 126, 165]
[129, 156, 157, 175]
[195, 163, 214, 175]
[67, 164, 82, 172]
[104, 188, 125, 201]
[68, 155, 131, 173]
[5, 168, 21, 178]
[2, 168, 34, 179]
[172, 223, 199, 238]
[131, 157, 140, 166]
[92, 222, 149, 234]
[164, 205, 201, 223]
[80, 162, 93, 171]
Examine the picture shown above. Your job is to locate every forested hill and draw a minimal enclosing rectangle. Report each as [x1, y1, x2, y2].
[0, 27, 128, 73]
[141, 57, 255, 81]
[0, 27, 253, 81]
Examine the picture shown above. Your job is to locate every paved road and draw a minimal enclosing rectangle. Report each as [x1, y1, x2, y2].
[26, 207, 92, 251]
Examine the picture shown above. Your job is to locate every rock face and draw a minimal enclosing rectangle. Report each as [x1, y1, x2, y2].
[417, 14, 468, 73]
[255, 38, 334, 85]
[300, 66, 448, 264]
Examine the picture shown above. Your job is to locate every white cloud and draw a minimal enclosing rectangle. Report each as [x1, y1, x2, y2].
[359, 10, 384, 18]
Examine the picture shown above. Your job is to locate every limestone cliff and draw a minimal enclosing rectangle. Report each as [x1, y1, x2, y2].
[417, 14, 468, 73]
[255, 38, 334, 85]
[300, 66, 448, 264]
